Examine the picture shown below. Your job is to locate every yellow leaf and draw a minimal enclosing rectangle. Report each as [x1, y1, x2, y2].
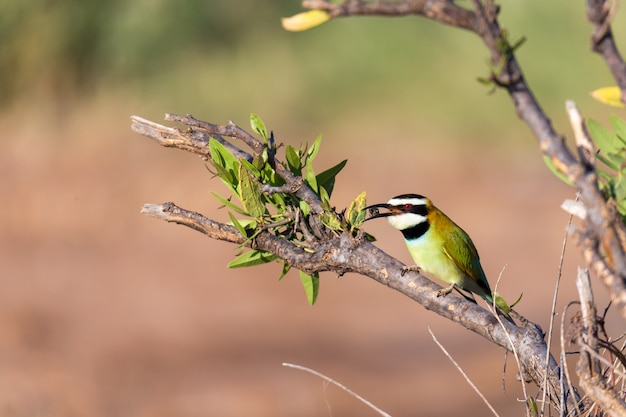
[281, 10, 330, 32]
[591, 86, 625, 108]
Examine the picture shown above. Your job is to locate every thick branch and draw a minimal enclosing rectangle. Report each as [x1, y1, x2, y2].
[302, 0, 477, 31]
[140, 201, 562, 403]
[565, 104, 626, 320]
[586, 0, 626, 104]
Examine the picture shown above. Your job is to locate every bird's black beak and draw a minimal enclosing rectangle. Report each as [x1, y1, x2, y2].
[363, 203, 392, 222]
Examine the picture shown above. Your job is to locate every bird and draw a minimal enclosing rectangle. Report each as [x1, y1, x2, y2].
[365, 193, 511, 319]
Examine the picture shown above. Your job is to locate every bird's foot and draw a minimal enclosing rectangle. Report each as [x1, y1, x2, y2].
[401, 265, 421, 277]
[436, 283, 456, 298]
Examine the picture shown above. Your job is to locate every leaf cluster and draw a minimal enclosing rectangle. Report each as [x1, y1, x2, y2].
[543, 114, 626, 222]
[207, 114, 367, 304]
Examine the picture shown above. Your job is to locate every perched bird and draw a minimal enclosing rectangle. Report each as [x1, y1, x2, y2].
[365, 193, 509, 318]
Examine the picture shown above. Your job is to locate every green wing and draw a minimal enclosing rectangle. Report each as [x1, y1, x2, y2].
[442, 227, 492, 300]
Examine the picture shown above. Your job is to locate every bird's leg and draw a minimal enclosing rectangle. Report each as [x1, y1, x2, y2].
[401, 265, 421, 276]
[436, 282, 456, 298]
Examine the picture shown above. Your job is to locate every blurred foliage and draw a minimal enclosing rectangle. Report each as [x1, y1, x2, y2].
[0, 0, 293, 102]
[546, 113, 626, 221]
[1, 0, 625, 142]
[587, 115, 626, 219]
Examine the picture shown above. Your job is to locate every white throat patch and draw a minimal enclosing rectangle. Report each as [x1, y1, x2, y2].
[387, 212, 427, 231]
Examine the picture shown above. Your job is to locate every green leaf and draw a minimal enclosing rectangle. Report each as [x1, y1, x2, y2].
[211, 192, 248, 216]
[228, 212, 250, 238]
[250, 113, 268, 143]
[299, 271, 319, 305]
[509, 292, 523, 309]
[209, 138, 239, 174]
[364, 232, 377, 242]
[305, 134, 322, 165]
[493, 292, 512, 314]
[320, 212, 342, 230]
[607, 152, 626, 168]
[614, 171, 626, 205]
[302, 136, 323, 193]
[527, 397, 538, 417]
[240, 158, 261, 177]
[588, 118, 620, 155]
[209, 138, 240, 192]
[542, 156, 573, 186]
[267, 192, 286, 211]
[619, 198, 626, 218]
[609, 114, 626, 146]
[596, 152, 620, 171]
[278, 263, 291, 281]
[299, 200, 310, 217]
[238, 163, 265, 219]
[285, 145, 302, 174]
[304, 161, 318, 192]
[346, 191, 367, 229]
[316, 159, 347, 197]
[259, 161, 284, 187]
[228, 249, 278, 268]
[318, 187, 332, 212]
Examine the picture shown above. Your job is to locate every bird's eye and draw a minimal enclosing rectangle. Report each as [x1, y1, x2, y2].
[404, 204, 412, 209]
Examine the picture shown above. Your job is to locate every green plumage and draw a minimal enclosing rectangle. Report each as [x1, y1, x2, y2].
[365, 194, 512, 321]
[404, 202, 493, 304]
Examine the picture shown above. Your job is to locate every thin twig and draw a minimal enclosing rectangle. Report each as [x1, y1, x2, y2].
[493, 266, 530, 417]
[282, 362, 392, 417]
[542, 195, 577, 417]
[579, 340, 626, 379]
[428, 327, 501, 417]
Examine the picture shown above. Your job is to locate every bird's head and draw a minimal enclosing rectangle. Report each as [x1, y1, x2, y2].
[365, 194, 430, 231]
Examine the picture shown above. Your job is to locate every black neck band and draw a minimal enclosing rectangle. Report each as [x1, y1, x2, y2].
[400, 221, 429, 240]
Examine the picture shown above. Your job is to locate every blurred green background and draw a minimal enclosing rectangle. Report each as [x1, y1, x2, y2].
[1, 1, 623, 416]
[2, 0, 621, 138]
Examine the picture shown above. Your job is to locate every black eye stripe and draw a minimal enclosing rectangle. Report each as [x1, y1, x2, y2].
[398, 204, 427, 216]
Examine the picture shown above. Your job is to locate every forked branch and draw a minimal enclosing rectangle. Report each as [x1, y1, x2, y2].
[301, 0, 626, 324]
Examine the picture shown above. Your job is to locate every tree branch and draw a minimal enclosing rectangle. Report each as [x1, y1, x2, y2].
[565, 103, 626, 320]
[132, 114, 567, 411]
[300, 0, 626, 321]
[302, 0, 478, 31]
[586, 0, 626, 104]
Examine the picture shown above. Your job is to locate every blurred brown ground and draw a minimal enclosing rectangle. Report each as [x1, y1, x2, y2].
[0, 100, 612, 417]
